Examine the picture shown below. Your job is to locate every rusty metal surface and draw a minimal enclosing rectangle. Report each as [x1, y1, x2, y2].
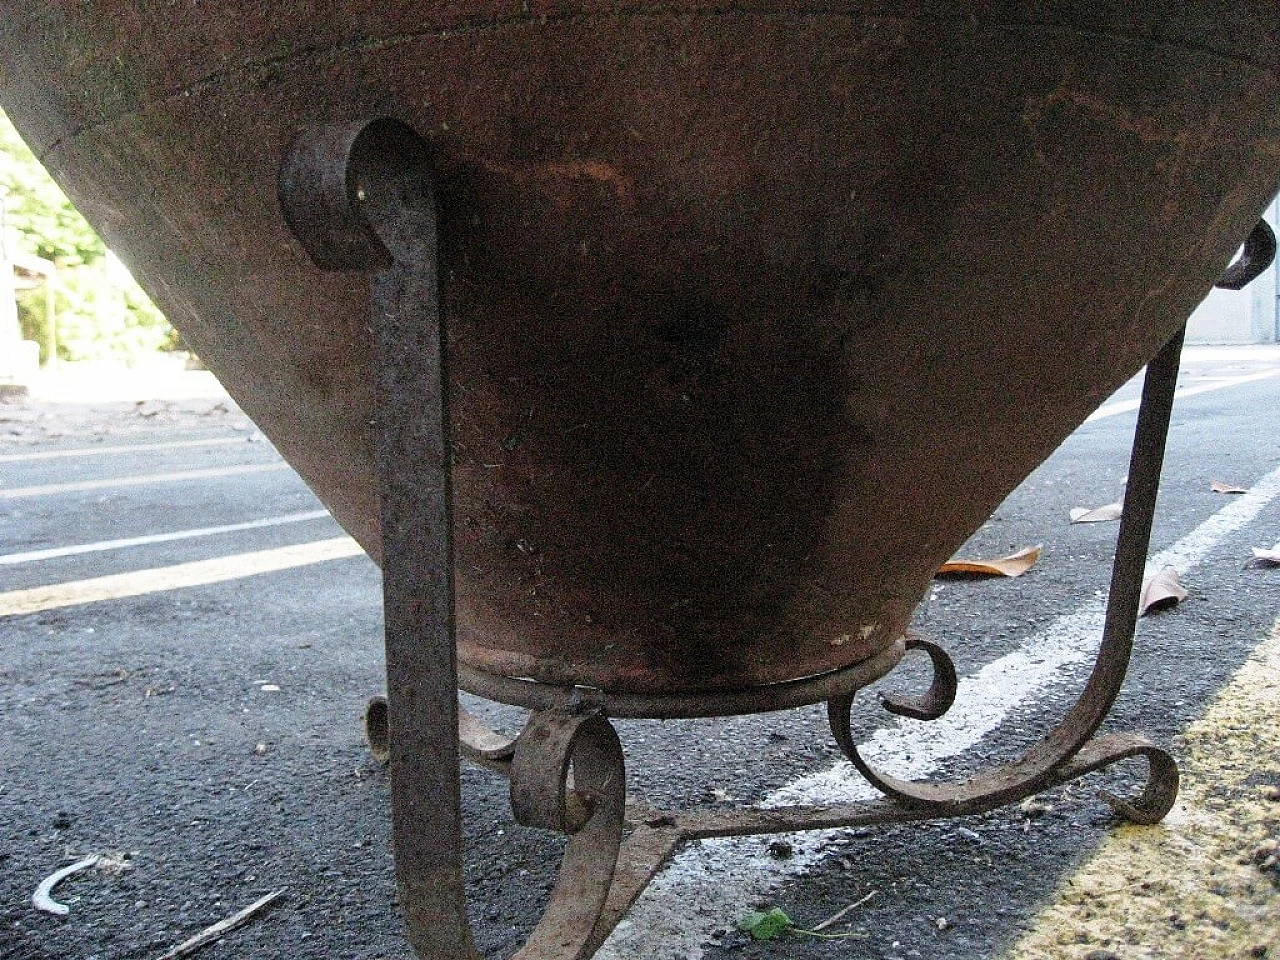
[509, 711, 627, 960]
[457, 636, 904, 718]
[4, 4, 1280, 695]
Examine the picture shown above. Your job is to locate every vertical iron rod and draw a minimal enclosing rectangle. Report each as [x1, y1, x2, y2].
[375, 262, 476, 959]
[1030, 322, 1186, 764]
[280, 119, 479, 960]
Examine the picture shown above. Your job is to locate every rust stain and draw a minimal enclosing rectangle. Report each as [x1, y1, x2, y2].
[1024, 83, 1170, 144]
[478, 157, 636, 212]
[1022, 78, 1230, 227]
[535, 159, 635, 205]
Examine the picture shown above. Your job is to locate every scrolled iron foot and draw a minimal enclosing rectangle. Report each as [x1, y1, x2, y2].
[825, 632, 959, 799]
[877, 632, 958, 722]
[1216, 218, 1277, 291]
[365, 695, 390, 764]
[1044, 733, 1179, 826]
[831, 676, 1178, 821]
[364, 696, 630, 959]
[364, 695, 517, 774]
[505, 710, 627, 960]
[826, 632, 955, 754]
[826, 633, 970, 807]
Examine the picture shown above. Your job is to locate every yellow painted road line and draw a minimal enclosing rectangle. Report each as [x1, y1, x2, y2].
[0, 537, 365, 617]
[1005, 621, 1280, 960]
[0, 462, 290, 499]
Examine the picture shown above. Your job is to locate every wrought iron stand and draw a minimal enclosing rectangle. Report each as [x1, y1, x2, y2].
[277, 118, 1275, 960]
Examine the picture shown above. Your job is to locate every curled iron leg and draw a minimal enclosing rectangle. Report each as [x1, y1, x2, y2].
[829, 328, 1186, 817]
[365, 695, 390, 764]
[365, 695, 517, 774]
[1216, 219, 1277, 290]
[1045, 733, 1179, 825]
[362, 700, 628, 960]
[831, 683, 1179, 820]
[281, 117, 479, 959]
[508, 710, 627, 960]
[283, 120, 637, 960]
[460, 707, 519, 773]
[878, 633, 958, 722]
[827, 634, 955, 762]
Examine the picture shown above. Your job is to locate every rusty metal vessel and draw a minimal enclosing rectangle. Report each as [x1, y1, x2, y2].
[4, 5, 1279, 958]
[5, 4, 1279, 705]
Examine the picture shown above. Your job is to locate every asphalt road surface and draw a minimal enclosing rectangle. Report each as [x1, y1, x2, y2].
[2, 348, 1279, 960]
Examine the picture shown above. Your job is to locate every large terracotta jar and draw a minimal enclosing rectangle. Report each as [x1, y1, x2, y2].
[3, 3, 1277, 702]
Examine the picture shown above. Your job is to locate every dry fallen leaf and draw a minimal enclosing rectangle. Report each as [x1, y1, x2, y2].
[1250, 545, 1280, 566]
[937, 544, 1042, 579]
[1210, 480, 1249, 494]
[1139, 568, 1187, 616]
[1070, 503, 1123, 523]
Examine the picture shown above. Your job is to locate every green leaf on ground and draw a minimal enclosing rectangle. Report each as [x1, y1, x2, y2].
[737, 904, 872, 943]
[738, 908, 794, 940]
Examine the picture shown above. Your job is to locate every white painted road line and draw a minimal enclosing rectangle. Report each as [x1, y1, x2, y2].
[0, 462, 292, 499]
[597, 462, 1280, 960]
[0, 537, 364, 617]
[1086, 367, 1280, 421]
[0, 509, 333, 565]
[0, 436, 262, 463]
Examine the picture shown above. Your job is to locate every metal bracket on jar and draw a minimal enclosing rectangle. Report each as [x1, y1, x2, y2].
[1215, 218, 1276, 291]
[280, 119, 632, 960]
[277, 118, 1257, 960]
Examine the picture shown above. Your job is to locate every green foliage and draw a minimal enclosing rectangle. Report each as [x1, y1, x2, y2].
[1, 109, 174, 362]
[736, 905, 869, 944]
[738, 908, 794, 941]
[18, 261, 176, 363]
[0, 114, 103, 267]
